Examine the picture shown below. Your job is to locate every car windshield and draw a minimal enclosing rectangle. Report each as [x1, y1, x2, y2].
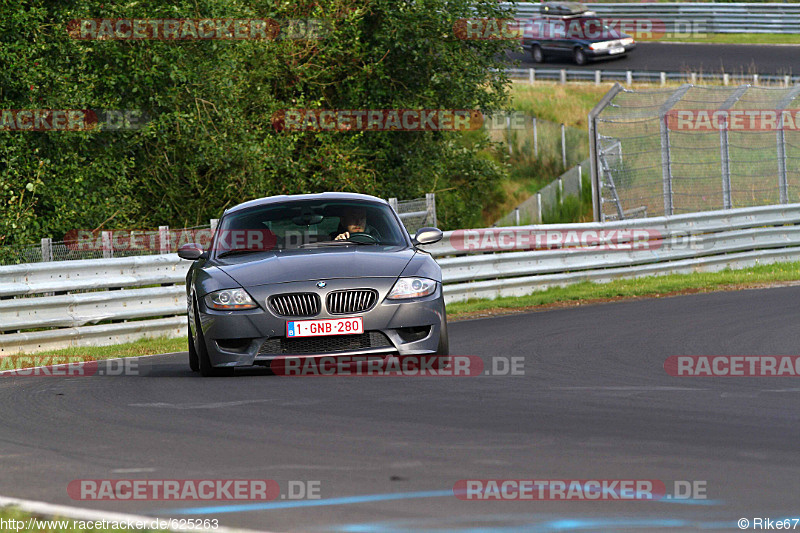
[213, 199, 408, 254]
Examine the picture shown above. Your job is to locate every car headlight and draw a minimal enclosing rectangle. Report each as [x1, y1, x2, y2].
[589, 41, 610, 50]
[387, 277, 437, 300]
[204, 288, 258, 310]
[620, 37, 634, 46]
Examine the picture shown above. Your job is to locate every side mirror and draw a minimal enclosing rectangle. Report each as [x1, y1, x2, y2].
[412, 227, 443, 246]
[178, 243, 204, 260]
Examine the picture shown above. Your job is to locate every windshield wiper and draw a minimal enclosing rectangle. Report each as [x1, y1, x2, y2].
[217, 249, 268, 258]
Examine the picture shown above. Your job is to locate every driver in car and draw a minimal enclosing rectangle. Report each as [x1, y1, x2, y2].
[332, 206, 381, 241]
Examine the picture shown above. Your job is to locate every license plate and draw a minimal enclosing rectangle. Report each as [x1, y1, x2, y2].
[286, 317, 363, 338]
[608, 47, 625, 55]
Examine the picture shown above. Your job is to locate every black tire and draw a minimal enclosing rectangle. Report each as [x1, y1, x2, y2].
[531, 45, 545, 64]
[573, 47, 587, 66]
[188, 318, 199, 372]
[194, 298, 234, 377]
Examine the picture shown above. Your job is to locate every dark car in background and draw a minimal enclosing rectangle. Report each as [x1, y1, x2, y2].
[179, 192, 448, 377]
[522, 1, 636, 65]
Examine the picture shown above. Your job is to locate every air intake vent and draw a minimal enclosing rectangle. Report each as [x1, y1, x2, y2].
[269, 293, 320, 317]
[259, 331, 393, 355]
[326, 289, 378, 314]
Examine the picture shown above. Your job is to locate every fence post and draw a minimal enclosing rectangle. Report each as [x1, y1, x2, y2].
[102, 231, 113, 259]
[785, 75, 791, 88]
[506, 115, 512, 156]
[159, 225, 170, 254]
[753, 74, 758, 86]
[425, 192, 437, 228]
[660, 72, 666, 86]
[595, 70, 601, 85]
[626, 71, 632, 86]
[561, 123, 567, 169]
[536, 193, 543, 224]
[558, 177, 563, 205]
[658, 84, 691, 216]
[529, 68, 535, 84]
[532, 117, 538, 157]
[775, 87, 800, 204]
[723, 73, 730, 86]
[560, 69, 566, 84]
[690, 72, 697, 85]
[720, 120, 732, 209]
[514, 207, 520, 226]
[718, 85, 748, 209]
[40, 238, 52, 262]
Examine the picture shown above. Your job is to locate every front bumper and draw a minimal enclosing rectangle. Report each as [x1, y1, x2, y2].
[196, 277, 446, 368]
[586, 43, 636, 59]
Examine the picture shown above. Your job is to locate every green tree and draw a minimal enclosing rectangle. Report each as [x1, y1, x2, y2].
[0, 0, 512, 247]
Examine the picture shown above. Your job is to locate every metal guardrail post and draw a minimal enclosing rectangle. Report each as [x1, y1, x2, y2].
[533, 117, 538, 157]
[558, 177, 564, 205]
[514, 208, 520, 226]
[723, 73, 730, 86]
[388, 198, 398, 214]
[660, 72, 666, 86]
[560, 69, 566, 84]
[588, 83, 624, 222]
[159, 226, 170, 254]
[626, 71, 632, 86]
[536, 193, 543, 224]
[595, 70, 601, 86]
[426, 193, 437, 227]
[210, 219, 219, 232]
[561, 123, 567, 169]
[40, 238, 52, 263]
[529, 68, 535, 84]
[102, 231, 113, 259]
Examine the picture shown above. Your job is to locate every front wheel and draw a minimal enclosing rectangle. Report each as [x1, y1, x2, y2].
[188, 318, 199, 372]
[573, 47, 587, 66]
[531, 45, 545, 64]
[193, 299, 234, 377]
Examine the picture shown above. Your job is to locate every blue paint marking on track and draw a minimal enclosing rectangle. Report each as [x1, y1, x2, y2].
[156, 489, 456, 515]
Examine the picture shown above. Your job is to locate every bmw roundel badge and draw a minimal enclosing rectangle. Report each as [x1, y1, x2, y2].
[316, 281, 327, 288]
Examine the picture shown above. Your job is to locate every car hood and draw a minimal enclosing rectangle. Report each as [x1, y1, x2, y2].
[214, 247, 417, 287]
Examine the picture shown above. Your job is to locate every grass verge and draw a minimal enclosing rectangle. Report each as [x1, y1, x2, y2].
[24, 336, 186, 358]
[446, 261, 800, 319]
[641, 34, 800, 45]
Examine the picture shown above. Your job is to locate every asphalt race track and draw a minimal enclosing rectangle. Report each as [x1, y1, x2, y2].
[508, 42, 800, 75]
[2, 286, 800, 531]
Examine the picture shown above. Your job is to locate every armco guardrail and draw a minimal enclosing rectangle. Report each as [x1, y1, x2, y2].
[509, 3, 800, 34]
[3, 203, 800, 353]
[505, 68, 800, 87]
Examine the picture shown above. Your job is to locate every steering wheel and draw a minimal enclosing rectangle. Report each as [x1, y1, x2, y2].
[347, 232, 379, 244]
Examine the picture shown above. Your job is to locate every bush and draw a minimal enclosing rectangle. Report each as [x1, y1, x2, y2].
[0, 0, 514, 245]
